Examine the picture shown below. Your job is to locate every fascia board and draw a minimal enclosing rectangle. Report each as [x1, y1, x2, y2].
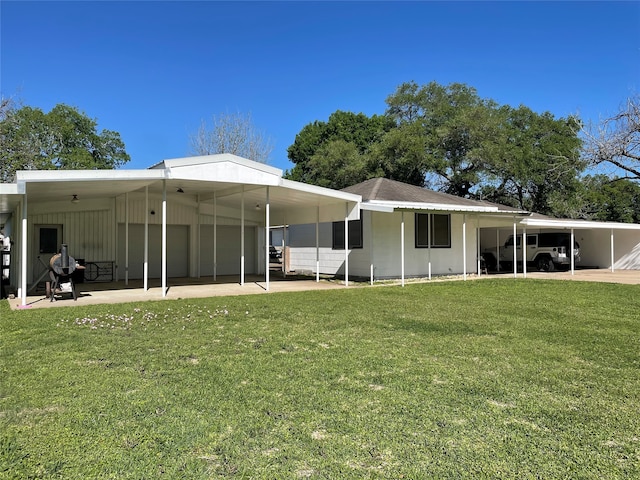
[521, 218, 640, 230]
[16, 169, 166, 182]
[365, 200, 500, 213]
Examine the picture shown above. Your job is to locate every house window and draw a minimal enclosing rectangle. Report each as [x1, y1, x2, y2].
[415, 213, 451, 248]
[332, 217, 363, 250]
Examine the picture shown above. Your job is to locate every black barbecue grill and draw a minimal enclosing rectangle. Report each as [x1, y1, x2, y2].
[47, 244, 79, 302]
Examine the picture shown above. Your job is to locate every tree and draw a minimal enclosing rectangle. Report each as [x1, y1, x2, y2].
[385, 81, 500, 196]
[285, 110, 395, 185]
[0, 102, 130, 182]
[189, 112, 273, 164]
[581, 95, 640, 180]
[479, 106, 584, 214]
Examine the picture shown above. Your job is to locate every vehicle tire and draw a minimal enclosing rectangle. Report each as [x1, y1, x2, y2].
[536, 256, 555, 272]
[483, 253, 497, 271]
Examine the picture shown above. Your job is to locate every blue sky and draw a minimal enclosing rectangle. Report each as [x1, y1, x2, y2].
[2, 1, 639, 172]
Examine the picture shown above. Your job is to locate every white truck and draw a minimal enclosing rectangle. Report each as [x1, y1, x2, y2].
[483, 232, 581, 272]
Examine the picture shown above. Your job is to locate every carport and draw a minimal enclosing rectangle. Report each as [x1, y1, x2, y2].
[0, 154, 361, 308]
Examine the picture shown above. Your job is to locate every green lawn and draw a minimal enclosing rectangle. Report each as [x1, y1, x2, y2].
[1, 279, 639, 479]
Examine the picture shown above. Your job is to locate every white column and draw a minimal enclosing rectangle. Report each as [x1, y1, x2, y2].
[344, 203, 349, 287]
[496, 229, 501, 272]
[20, 196, 27, 306]
[462, 214, 467, 281]
[401, 211, 405, 287]
[144, 186, 149, 290]
[316, 206, 320, 283]
[570, 228, 575, 275]
[240, 187, 245, 285]
[125, 192, 129, 286]
[428, 213, 432, 280]
[162, 180, 167, 297]
[476, 216, 481, 275]
[512, 220, 517, 278]
[213, 193, 217, 281]
[265, 187, 270, 291]
[196, 195, 201, 279]
[370, 211, 374, 285]
[610, 229, 615, 272]
[522, 228, 527, 278]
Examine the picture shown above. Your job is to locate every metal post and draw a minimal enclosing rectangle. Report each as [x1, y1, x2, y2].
[240, 186, 245, 286]
[344, 203, 349, 287]
[162, 180, 167, 297]
[512, 220, 517, 278]
[570, 228, 575, 275]
[462, 214, 467, 281]
[20, 196, 27, 306]
[125, 192, 129, 286]
[316, 205, 320, 283]
[610, 229, 615, 272]
[265, 187, 270, 291]
[522, 228, 527, 278]
[144, 186, 149, 290]
[213, 193, 217, 281]
[401, 211, 405, 287]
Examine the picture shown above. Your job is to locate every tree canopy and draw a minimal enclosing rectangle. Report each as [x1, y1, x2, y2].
[285, 81, 585, 219]
[0, 102, 130, 182]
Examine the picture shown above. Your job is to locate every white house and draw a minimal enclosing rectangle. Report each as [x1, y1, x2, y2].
[1, 158, 639, 306]
[285, 178, 640, 283]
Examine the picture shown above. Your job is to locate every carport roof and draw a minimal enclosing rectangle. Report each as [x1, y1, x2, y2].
[1, 154, 362, 222]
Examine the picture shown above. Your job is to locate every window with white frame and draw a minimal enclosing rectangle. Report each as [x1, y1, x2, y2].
[332, 217, 363, 250]
[415, 213, 451, 248]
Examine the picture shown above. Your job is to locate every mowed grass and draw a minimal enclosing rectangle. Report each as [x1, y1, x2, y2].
[1, 279, 639, 479]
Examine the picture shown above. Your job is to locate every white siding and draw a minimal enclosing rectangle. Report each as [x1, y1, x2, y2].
[287, 211, 480, 279]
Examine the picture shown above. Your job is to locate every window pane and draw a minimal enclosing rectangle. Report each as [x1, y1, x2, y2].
[39, 228, 59, 254]
[415, 213, 429, 247]
[332, 221, 345, 249]
[332, 219, 363, 249]
[431, 214, 450, 247]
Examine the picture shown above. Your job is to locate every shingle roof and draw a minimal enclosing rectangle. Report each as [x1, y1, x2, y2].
[341, 177, 488, 208]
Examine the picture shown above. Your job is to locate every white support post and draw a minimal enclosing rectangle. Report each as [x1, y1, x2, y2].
[213, 193, 217, 281]
[610, 228, 615, 272]
[162, 180, 167, 297]
[344, 203, 349, 287]
[125, 192, 129, 286]
[428, 213, 432, 280]
[240, 187, 245, 286]
[196, 195, 201, 279]
[144, 186, 148, 290]
[476, 215, 481, 275]
[522, 228, 527, 278]
[401, 211, 405, 287]
[496, 229, 501, 272]
[20, 196, 27, 306]
[370, 210, 374, 285]
[570, 228, 575, 275]
[316, 206, 320, 283]
[265, 187, 270, 291]
[462, 214, 467, 281]
[512, 220, 517, 278]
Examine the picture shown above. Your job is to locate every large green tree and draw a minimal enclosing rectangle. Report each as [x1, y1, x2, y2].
[479, 106, 584, 214]
[385, 81, 500, 196]
[0, 102, 129, 182]
[285, 110, 395, 185]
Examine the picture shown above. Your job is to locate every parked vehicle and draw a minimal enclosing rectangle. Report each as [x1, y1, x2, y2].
[483, 233, 581, 272]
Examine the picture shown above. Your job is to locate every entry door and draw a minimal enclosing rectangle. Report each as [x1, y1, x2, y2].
[33, 224, 63, 284]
